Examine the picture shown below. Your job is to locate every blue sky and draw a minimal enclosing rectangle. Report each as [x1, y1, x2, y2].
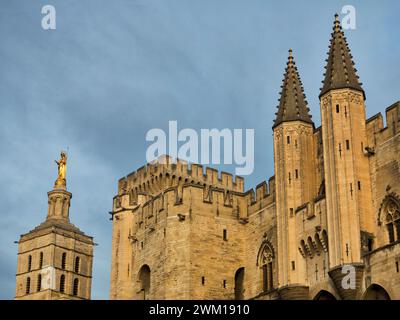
[0, 0, 398, 299]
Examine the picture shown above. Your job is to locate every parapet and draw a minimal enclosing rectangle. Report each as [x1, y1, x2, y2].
[245, 176, 275, 208]
[366, 101, 400, 144]
[118, 155, 245, 196]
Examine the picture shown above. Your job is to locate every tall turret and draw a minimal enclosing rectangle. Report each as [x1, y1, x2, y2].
[273, 49, 316, 299]
[15, 152, 94, 300]
[319, 14, 374, 299]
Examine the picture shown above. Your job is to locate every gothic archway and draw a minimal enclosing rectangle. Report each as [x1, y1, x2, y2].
[257, 240, 275, 292]
[363, 284, 391, 300]
[313, 290, 337, 300]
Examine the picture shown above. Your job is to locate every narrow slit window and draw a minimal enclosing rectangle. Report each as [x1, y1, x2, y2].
[26, 277, 31, 294]
[287, 136, 290, 144]
[60, 275, 65, 293]
[37, 274, 42, 292]
[73, 278, 79, 296]
[201, 277, 205, 285]
[28, 255, 32, 272]
[74, 257, 80, 273]
[295, 169, 299, 179]
[358, 181, 361, 190]
[336, 104, 340, 113]
[61, 252, 66, 270]
[346, 140, 350, 150]
[39, 252, 43, 269]
[223, 229, 227, 241]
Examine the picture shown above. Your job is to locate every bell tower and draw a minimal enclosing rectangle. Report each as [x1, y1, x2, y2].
[15, 152, 94, 300]
[319, 14, 374, 299]
[273, 49, 316, 299]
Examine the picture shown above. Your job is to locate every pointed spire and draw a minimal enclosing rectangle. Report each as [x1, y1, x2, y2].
[319, 14, 365, 99]
[273, 49, 313, 129]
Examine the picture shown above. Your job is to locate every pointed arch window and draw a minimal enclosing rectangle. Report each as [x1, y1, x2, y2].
[258, 241, 275, 292]
[385, 199, 400, 243]
[386, 214, 395, 243]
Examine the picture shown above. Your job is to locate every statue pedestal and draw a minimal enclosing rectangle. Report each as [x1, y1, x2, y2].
[46, 188, 72, 221]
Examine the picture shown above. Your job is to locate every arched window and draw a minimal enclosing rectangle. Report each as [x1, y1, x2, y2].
[138, 265, 151, 300]
[386, 200, 400, 241]
[28, 255, 32, 272]
[60, 275, 65, 293]
[61, 252, 67, 270]
[37, 274, 42, 292]
[73, 278, 79, 296]
[258, 241, 274, 292]
[26, 277, 31, 294]
[74, 257, 80, 273]
[39, 252, 43, 269]
[380, 196, 400, 244]
[386, 213, 395, 243]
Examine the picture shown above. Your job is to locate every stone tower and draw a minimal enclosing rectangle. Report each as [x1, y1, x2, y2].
[319, 14, 375, 299]
[15, 153, 94, 300]
[273, 49, 316, 298]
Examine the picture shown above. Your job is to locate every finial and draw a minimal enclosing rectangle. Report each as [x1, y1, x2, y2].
[334, 13, 339, 22]
[288, 49, 293, 63]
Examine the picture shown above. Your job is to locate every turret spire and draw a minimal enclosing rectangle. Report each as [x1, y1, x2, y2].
[273, 49, 313, 128]
[319, 14, 365, 98]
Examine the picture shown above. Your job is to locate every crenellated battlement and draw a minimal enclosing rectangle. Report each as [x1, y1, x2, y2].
[117, 155, 244, 198]
[366, 101, 400, 144]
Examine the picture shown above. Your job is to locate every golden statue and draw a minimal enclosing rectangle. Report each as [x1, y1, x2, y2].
[55, 151, 67, 188]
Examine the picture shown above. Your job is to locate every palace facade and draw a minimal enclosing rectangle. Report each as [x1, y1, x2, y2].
[109, 15, 400, 300]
